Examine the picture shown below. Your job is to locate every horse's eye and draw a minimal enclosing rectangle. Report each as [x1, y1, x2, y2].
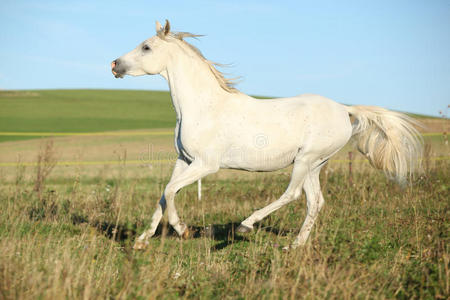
[142, 45, 150, 51]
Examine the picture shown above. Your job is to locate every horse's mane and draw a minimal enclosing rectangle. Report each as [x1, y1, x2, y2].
[163, 31, 240, 94]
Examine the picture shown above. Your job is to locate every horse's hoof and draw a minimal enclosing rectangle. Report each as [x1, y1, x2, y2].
[133, 239, 149, 250]
[237, 224, 253, 233]
[181, 227, 190, 240]
[286, 242, 304, 251]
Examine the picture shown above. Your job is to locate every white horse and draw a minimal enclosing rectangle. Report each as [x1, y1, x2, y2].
[111, 20, 422, 250]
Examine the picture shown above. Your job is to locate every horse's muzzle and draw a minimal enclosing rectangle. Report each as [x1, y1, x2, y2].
[111, 59, 125, 78]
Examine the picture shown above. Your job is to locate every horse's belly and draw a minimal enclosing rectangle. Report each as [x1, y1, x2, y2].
[220, 146, 298, 171]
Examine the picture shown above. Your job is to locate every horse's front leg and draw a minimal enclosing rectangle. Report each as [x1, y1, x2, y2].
[134, 159, 218, 250]
[164, 159, 219, 236]
[133, 158, 189, 250]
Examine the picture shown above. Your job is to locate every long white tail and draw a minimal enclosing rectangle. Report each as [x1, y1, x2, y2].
[346, 105, 423, 183]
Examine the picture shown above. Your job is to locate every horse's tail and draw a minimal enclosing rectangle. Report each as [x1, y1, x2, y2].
[345, 105, 423, 184]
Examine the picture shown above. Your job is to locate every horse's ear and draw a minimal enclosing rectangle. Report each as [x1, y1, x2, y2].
[164, 19, 170, 36]
[155, 20, 162, 33]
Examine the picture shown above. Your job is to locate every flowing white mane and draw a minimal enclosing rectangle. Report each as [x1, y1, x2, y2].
[161, 31, 240, 93]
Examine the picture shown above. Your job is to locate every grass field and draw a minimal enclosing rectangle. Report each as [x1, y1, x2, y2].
[0, 90, 175, 142]
[0, 90, 448, 299]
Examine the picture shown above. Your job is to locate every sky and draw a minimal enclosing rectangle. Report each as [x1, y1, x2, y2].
[0, 0, 449, 117]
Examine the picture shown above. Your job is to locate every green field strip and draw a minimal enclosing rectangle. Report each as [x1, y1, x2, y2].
[0, 131, 173, 136]
[0, 159, 173, 167]
[421, 132, 448, 137]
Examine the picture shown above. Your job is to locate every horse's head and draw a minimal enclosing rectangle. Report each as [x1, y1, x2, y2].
[111, 20, 172, 78]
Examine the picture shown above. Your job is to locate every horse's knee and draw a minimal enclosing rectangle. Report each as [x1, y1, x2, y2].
[167, 209, 179, 224]
[164, 188, 176, 202]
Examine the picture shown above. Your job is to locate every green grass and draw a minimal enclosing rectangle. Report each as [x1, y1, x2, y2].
[0, 90, 176, 142]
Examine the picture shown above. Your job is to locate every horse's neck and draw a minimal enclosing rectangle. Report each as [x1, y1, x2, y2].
[163, 54, 228, 120]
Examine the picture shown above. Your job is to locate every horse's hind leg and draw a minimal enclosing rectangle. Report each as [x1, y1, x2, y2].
[291, 168, 324, 248]
[237, 157, 310, 233]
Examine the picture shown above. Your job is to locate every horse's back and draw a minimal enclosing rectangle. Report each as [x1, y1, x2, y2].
[245, 93, 352, 134]
[228, 93, 353, 157]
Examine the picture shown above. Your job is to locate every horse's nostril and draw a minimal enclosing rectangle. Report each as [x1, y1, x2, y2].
[111, 59, 125, 78]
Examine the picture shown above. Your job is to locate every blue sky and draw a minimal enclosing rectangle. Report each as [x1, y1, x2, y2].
[0, 0, 449, 116]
